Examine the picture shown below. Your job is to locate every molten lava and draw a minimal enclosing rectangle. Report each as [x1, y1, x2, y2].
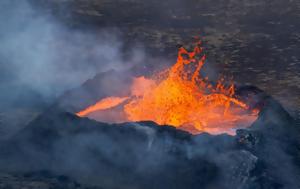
[77, 41, 258, 135]
[76, 96, 129, 117]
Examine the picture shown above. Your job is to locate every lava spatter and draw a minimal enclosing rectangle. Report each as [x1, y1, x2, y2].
[77, 40, 258, 135]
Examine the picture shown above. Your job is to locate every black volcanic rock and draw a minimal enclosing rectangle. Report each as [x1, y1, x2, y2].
[0, 171, 90, 189]
[0, 86, 299, 188]
[53, 70, 133, 113]
[0, 110, 218, 189]
[0, 71, 299, 188]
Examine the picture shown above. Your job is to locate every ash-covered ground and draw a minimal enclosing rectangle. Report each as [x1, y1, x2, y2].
[33, 0, 300, 116]
[0, 0, 299, 188]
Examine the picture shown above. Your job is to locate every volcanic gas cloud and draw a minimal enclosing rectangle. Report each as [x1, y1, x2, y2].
[77, 40, 258, 135]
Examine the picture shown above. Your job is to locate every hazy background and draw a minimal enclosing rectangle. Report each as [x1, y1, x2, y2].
[0, 0, 147, 109]
[0, 0, 149, 137]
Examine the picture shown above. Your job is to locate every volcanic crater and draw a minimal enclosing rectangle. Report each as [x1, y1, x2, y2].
[1, 0, 300, 188]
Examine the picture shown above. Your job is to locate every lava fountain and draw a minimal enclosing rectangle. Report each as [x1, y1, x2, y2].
[77, 40, 258, 135]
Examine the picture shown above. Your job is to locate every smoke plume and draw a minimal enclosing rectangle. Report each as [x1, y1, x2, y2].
[0, 0, 144, 108]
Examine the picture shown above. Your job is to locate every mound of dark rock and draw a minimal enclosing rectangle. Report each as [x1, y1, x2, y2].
[0, 86, 299, 189]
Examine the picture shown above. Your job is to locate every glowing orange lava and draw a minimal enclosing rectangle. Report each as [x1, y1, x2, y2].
[76, 96, 129, 117]
[77, 41, 258, 135]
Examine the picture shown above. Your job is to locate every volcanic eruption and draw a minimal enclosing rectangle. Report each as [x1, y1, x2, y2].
[76, 40, 258, 135]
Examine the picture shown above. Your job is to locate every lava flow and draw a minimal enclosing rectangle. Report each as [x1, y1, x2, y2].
[76, 41, 258, 135]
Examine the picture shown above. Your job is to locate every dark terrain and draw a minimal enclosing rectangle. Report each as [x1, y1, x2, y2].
[33, 0, 300, 116]
[0, 86, 300, 188]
